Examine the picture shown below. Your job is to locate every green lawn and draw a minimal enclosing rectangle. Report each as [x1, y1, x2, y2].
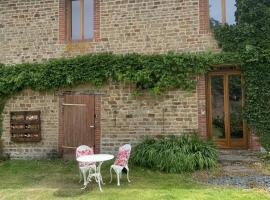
[0, 160, 269, 200]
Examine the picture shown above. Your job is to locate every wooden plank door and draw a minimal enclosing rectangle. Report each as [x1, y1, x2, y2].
[207, 71, 248, 149]
[62, 95, 95, 158]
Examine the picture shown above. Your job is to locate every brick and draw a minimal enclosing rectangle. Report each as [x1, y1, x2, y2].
[0, 0, 218, 64]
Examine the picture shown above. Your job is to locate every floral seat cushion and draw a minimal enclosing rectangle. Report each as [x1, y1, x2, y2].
[76, 147, 95, 167]
[114, 148, 130, 167]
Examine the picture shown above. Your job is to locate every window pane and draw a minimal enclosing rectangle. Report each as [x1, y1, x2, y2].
[72, 0, 80, 40]
[209, 0, 222, 24]
[229, 75, 243, 139]
[84, 0, 94, 39]
[211, 75, 225, 139]
[226, 0, 236, 25]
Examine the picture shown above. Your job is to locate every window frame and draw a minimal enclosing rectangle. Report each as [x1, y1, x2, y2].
[65, 0, 98, 42]
[209, 0, 235, 26]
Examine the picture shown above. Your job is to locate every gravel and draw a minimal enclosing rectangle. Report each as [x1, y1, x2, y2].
[208, 175, 270, 192]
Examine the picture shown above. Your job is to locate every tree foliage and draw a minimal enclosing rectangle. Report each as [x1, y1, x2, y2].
[213, 0, 270, 149]
[214, 0, 270, 52]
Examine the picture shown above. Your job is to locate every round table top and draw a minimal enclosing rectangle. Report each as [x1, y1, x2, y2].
[77, 154, 114, 163]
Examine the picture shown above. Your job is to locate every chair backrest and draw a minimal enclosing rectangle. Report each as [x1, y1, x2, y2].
[76, 145, 94, 159]
[114, 144, 131, 167]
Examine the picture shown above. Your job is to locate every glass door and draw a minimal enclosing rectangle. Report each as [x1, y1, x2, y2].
[208, 71, 248, 148]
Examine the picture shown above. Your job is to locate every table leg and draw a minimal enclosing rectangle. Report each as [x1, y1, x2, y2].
[96, 161, 104, 192]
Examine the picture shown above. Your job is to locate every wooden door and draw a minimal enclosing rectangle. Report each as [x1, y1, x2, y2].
[207, 71, 248, 148]
[62, 95, 95, 158]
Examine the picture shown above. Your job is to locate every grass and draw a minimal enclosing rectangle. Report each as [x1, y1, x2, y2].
[0, 160, 269, 200]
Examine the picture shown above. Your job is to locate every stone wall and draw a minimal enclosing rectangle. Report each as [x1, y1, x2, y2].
[1, 0, 258, 159]
[2, 83, 199, 159]
[0, 0, 217, 64]
[99, 83, 198, 153]
[2, 90, 59, 159]
[57, 83, 199, 154]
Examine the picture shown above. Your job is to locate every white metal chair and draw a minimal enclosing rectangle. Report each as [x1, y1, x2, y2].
[76, 145, 96, 189]
[110, 144, 131, 186]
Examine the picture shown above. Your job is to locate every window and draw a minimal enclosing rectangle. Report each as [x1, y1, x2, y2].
[10, 111, 41, 142]
[209, 0, 236, 25]
[67, 0, 95, 41]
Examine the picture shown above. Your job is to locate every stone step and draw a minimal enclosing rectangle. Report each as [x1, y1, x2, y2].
[218, 149, 259, 156]
[218, 149, 261, 165]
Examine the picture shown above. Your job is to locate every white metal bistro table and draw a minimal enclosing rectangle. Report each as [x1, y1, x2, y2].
[77, 154, 114, 191]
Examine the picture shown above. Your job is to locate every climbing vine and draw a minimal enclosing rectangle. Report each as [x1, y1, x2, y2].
[213, 0, 270, 150]
[0, 52, 238, 137]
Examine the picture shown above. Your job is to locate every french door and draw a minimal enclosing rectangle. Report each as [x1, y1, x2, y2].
[207, 71, 248, 148]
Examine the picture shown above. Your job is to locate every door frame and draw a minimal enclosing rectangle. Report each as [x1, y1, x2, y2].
[207, 70, 249, 149]
[58, 93, 101, 154]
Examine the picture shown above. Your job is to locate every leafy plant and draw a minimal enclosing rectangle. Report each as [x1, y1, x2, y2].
[0, 52, 238, 138]
[213, 0, 270, 52]
[0, 139, 3, 156]
[212, 0, 270, 150]
[131, 135, 218, 173]
[240, 49, 270, 150]
[0, 138, 10, 161]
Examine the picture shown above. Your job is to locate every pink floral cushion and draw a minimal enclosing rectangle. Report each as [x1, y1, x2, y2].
[77, 148, 94, 157]
[76, 146, 95, 168]
[114, 148, 130, 167]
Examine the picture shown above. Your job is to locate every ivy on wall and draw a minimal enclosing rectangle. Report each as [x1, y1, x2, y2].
[241, 49, 270, 150]
[0, 52, 239, 96]
[213, 0, 270, 150]
[0, 52, 238, 137]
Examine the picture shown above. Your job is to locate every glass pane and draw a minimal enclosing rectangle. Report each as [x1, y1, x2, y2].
[229, 75, 243, 139]
[209, 0, 222, 24]
[226, 0, 236, 25]
[72, 0, 81, 40]
[211, 76, 225, 139]
[84, 0, 94, 39]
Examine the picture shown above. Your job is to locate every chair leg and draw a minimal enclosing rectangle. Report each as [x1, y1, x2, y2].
[109, 166, 113, 183]
[127, 169, 131, 183]
[79, 168, 83, 183]
[80, 168, 88, 190]
[116, 172, 120, 186]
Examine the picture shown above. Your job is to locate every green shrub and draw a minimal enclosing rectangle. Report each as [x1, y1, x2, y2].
[0, 139, 4, 161]
[0, 139, 3, 159]
[131, 135, 218, 173]
[0, 139, 10, 161]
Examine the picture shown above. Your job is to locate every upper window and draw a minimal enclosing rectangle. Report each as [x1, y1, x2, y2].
[67, 0, 94, 41]
[209, 0, 236, 25]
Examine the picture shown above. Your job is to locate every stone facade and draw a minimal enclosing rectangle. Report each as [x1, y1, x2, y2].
[2, 83, 199, 159]
[99, 83, 199, 153]
[0, 0, 259, 159]
[0, 0, 217, 64]
[2, 90, 59, 159]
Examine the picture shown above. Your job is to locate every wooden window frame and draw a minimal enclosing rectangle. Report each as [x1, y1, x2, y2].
[221, 0, 226, 25]
[10, 111, 41, 142]
[209, 0, 235, 26]
[65, 0, 100, 42]
[206, 69, 249, 149]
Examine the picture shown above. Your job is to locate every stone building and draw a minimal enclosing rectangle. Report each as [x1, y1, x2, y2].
[0, 0, 260, 159]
